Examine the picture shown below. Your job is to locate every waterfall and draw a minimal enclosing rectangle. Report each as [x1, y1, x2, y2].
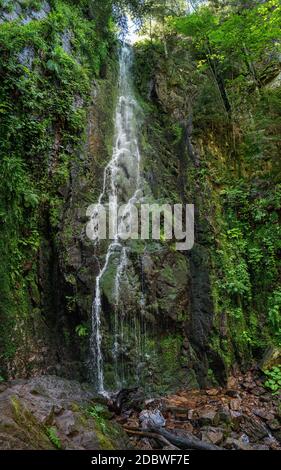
[90, 44, 143, 394]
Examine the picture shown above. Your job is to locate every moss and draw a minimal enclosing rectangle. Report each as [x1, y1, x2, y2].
[87, 404, 128, 450]
[0, 0, 116, 372]
[10, 396, 54, 449]
[160, 335, 183, 371]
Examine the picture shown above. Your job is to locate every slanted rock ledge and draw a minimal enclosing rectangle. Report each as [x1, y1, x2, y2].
[0, 375, 128, 450]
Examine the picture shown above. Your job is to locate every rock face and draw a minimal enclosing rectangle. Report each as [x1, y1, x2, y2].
[0, 0, 230, 395]
[0, 1, 51, 24]
[0, 376, 128, 450]
[260, 347, 281, 372]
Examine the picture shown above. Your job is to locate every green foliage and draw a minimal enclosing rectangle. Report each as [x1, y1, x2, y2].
[47, 426, 62, 449]
[264, 366, 281, 394]
[0, 0, 114, 366]
[268, 289, 281, 343]
[171, 1, 281, 67]
[88, 404, 110, 435]
[75, 324, 88, 338]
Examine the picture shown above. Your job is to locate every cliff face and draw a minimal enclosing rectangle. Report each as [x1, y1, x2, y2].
[0, 1, 280, 393]
[134, 27, 281, 384]
[0, 0, 118, 380]
[0, 2, 206, 393]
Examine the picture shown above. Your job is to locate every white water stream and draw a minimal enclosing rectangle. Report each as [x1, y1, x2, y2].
[90, 44, 143, 394]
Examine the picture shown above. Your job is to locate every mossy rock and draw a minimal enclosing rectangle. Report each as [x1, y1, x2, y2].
[260, 347, 281, 372]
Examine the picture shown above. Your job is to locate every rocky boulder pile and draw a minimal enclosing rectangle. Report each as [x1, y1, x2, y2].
[115, 370, 281, 450]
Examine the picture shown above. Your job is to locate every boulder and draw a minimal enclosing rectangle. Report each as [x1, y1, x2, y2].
[139, 409, 166, 429]
[240, 415, 269, 442]
[200, 427, 224, 445]
[0, 376, 128, 450]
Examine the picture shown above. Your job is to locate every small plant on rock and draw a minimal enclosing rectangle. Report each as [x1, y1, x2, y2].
[47, 427, 62, 449]
[264, 366, 281, 395]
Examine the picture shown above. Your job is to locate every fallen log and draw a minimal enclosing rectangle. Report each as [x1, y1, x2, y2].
[123, 427, 179, 450]
[147, 426, 223, 451]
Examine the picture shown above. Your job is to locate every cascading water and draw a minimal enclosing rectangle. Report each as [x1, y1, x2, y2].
[90, 43, 144, 394]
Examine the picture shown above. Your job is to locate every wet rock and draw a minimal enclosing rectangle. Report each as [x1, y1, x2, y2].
[73, 95, 84, 111]
[1, 7, 21, 22]
[1, 1, 51, 25]
[139, 410, 166, 429]
[112, 388, 145, 414]
[55, 410, 77, 436]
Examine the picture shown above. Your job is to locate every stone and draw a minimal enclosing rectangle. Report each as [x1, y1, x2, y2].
[197, 409, 219, 426]
[224, 437, 252, 451]
[239, 433, 250, 444]
[139, 409, 166, 429]
[227, 377, 237, 390]
[201, 428, 224, 445]
[229, 410, 243, 429]
[268, 419, 281, 431]
[240, 415, 269, 441]
[188, 410, 194, 420]
[205, 388, 219, 396]
[217, 407, 232, 425]
[230, 399, 241, 411]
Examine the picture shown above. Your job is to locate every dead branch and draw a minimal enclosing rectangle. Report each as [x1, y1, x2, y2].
[123, 427, 180, 449]
[148, 426, 223, 451]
